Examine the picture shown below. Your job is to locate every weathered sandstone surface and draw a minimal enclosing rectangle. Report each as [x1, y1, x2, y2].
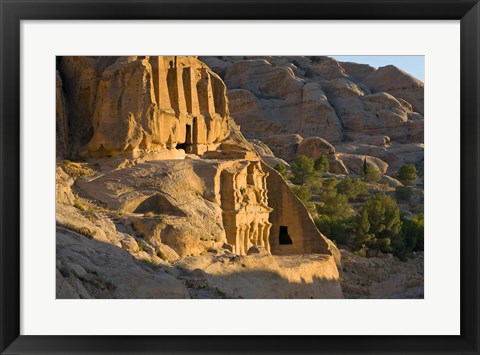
[56, 56, 343, 299]
[200, 56, 424, 179]
[58, 56, 229, 158]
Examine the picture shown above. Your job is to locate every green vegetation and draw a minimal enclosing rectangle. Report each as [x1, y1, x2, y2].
[291, 185, 312, 205]
[274, 163, 290, 179]
[354, 194, 402, 255]
[365, 164, 382, 182]
[314, 155, 329, 174]
[398, 164, 418, 184]
[360, 158, 381, 182]
[393, 213, 424, 260]
[291, 155, 315, 184]
[314, 215, 351, 245]
[281, 154, 422, 261]
[317, 189, 352, 219]
[395, 186, 413, 202]
[336, 177, 369, 201]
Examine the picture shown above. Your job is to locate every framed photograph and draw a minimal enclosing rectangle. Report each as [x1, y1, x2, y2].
[1, 0, 479, 354]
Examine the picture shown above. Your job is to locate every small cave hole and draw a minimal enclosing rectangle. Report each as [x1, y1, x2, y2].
[279, 226, 293, 245]
[176, 124, 192, 153]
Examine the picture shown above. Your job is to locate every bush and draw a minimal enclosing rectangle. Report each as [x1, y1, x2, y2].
[365, 164, 382, 182]
[354, 193, 402, 254]
[314, 155, 329, 174]
[314, 215, 351, 245]
[274, 163, 286, 174]
[337, 177, 369, 201]
[291, 185, 312, 205]
[395, 186, 413, 202]
[317, 189, 353, 220]
[398, 164, 418, 184]
[291, 155, 315, 184]
[360, 158, 381, 182]
[400, 213, 424, 251]
[321, 178, 339, 192]
[274, 163, 290, 179]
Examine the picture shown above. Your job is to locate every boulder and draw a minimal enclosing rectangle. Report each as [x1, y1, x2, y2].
[57, 227, 189, 298]
[296, 136, 336, 159]
[364, 65, 424, 114]
[262, 134, 303, 162]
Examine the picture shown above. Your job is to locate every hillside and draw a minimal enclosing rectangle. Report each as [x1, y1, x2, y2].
[56, 55, 423, 299]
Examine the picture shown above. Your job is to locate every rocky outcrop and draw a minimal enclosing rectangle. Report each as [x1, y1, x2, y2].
[57, 56, 230, 158]
[57, 227, 190, 299]
[296, 136, 335, 158]
[225, 59, 343, 143]
[363, 65, 424, 114]
[56, 71, 69, 157]
[204, 56, 423, 145]
[176, 252, 343, 298]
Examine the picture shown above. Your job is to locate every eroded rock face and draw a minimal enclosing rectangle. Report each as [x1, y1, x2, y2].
[56, 56, 344, 298]
[57, 56, 230, 158]
[225, 59, 343, 143]
[204, 56, 423, 145]
[363, 65, 424, 114]
[57, 227, 189, 299]
[56, 71, 69, 157]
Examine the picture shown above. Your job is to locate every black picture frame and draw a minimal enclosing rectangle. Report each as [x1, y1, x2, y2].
[1, 0, 479, 354]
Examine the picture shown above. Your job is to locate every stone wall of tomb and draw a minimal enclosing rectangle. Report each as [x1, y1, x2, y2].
[219, 161, 272, 255]
[262, 163, 332, 256]
[57, 56, 230, 158]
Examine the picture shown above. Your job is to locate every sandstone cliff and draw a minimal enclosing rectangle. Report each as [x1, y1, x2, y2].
[56, 56, 343, 299]
[200, 56, 424, 179]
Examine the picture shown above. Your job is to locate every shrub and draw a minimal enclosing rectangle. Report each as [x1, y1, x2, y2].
[274, 163, 286, 174]
[337, 177, 369, 201]
[400, 213, 424, 251]
[398, 164, 418, 184]
[354, 193, 402, 254]
[365, 164, 382, 182]
[314, 215, 351, 245]
[395, 186, 413, 202]
[291, 185, 312, 205]
[321, 178, 339, 192]
[317, 188, 353, 221]
[274, 163, 290, 179]
[314, 155, 329, 174]
[360, 158, 381, 182]
[291, 155, 315, 184]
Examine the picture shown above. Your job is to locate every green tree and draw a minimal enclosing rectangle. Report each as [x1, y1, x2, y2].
[291, 185, 312, 205]
[361, 158, 368, 180]
[395, 186, 413, 202]
[317, 190, 353, 220]
[314, 215, 351, 245]
[337, 177, 369, 201]
[274, 163, 290, 179]
[291, 155, 315, 184]
[354, 193, 402, 254]
[321, 178, 339, 192]
[314, 155, 329, 174]
[400, 213, 424, 251]
[398, 164, 418, 184]
[365, 164, 382, 182]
